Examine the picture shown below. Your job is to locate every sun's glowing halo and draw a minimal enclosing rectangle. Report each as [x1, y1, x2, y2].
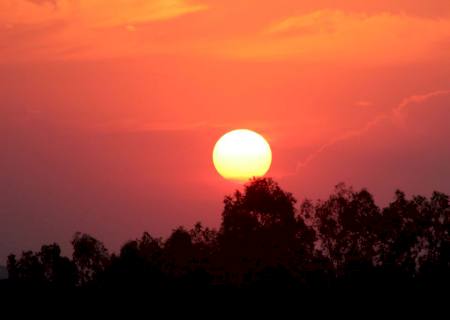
[213, 129, 272, 181]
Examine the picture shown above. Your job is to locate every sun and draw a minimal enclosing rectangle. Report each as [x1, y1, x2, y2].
[213, 129, 272, 181]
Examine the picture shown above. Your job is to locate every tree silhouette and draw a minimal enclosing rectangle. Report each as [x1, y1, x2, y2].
[39, 243, 78, 288]
[6, 243, 77, 288]
[71, 232, 110, 286]
[312, 184, 380, 285]
[162, 227, 195, 280]
[4, 178, 450, 290]
[218, 178, 314, 287]
[104, 232, 164, 289]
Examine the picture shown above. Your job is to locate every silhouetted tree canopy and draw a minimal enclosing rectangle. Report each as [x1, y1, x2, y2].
[71, 232, 109, 286]
[7, 243, 77, 288]
[5, 178, 450, 290]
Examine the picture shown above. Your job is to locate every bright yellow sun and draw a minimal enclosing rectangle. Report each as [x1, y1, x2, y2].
[213, 129, 272, 181]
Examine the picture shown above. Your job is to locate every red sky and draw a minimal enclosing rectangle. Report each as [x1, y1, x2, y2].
[1, 0, 450, 260]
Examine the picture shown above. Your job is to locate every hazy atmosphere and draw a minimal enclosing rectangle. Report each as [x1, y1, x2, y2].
[1, 0, 450, 264]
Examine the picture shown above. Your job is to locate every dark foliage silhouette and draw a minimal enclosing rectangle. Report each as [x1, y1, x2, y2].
[71, 232, 110, 286]
[5, 178, 450, 290]
[7, 243, 77, 288]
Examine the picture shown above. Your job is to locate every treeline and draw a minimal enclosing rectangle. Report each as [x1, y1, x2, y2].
[4, 178, 450, 289]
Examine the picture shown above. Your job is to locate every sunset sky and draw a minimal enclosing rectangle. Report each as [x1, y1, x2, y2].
[1, 0, 450, 260]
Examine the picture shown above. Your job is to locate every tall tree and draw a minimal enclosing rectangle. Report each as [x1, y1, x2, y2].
[71, 232, 110, 286]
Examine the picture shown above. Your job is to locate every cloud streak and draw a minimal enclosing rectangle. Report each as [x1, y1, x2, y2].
[2, 5, 450, 63]
[294, 89, 450, 172]
[221, 10, 450, 63]
[1, 0, 207, 26]
[27, 0, 57, 7]
[0, 0, 208, 61]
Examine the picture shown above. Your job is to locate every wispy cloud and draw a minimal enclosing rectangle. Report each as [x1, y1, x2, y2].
[74, 0, 208, 28]
[27, 0, 57, 7]
[91, 119, 276, 136]
[1, 0, 207, 27]
[0, 0, 208, 61]
[3, 5, 449, 63]
[355, 101, 373, 108]
[294, 89, 450, 172]
[220, 10, 450, 64]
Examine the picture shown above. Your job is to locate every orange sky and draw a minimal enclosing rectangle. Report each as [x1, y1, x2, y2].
[1, 0, 450, 259]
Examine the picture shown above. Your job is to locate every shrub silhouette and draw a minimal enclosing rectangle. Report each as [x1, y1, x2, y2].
[5, 178, 450, 290]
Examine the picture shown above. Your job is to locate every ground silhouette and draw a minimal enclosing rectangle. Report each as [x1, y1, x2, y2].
[4, 178, 450, 290]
